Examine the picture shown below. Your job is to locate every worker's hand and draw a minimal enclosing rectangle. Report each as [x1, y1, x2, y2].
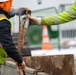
[16, 61, 26, 72]
[23, 16, 41, 25]
[15, 7, 31, 16]
[8, 8, 16, 18]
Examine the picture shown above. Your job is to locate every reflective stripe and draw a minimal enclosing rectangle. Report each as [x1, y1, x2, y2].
[0, 14, 9, 20]
[67, 9, 76, 19]
[53, 16, 60, 24]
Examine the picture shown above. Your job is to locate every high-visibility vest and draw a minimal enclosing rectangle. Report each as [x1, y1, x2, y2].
[0, 47, 7, 65]
[0, 14, 12, 65]
[0, 14, 12, 30]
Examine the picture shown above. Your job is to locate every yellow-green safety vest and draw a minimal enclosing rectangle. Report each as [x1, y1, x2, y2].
[0, 14, 12, 65]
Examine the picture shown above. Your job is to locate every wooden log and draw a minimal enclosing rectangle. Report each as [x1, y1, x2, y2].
[23, 54, 74, 75]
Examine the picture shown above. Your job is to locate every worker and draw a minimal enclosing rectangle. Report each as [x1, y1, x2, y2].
[25, 1, 76, 26]
[0, 0, 30, 73]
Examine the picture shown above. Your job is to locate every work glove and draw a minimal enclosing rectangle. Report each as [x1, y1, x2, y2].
[16, 61, 26, 72]
[23, 16, 41, 25]
[9, 7, 31, 17]
[15, 7, 31, 16]
[8, 8, 16, 18]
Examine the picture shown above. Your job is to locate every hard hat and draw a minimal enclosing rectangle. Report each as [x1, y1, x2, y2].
[0, 0, 9, 2]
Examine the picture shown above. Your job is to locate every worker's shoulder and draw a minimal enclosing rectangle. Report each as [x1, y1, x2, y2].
[0, 19, 11, 25]
[71, 1, 76, 7]
[69, 1, 76, 15]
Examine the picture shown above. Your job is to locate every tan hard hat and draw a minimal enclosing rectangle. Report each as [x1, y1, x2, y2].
[0, 0, 9, 2]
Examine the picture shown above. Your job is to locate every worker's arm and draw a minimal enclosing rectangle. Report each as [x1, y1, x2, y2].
[41, 2, 76, 25]
[8, 8, 31, 18]
[28, 2, 76, 25]
[1, 20, 26, 70]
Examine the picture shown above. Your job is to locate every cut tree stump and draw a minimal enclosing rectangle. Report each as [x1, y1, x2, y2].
[6, 54, 74, 75]
[23, 54, 74, 75]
